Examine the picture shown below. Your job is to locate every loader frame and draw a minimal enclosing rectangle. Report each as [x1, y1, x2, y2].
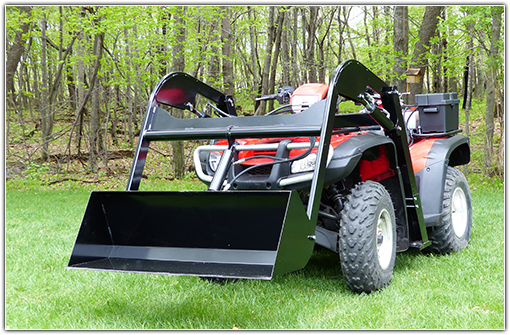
[126, 60, 429, 247]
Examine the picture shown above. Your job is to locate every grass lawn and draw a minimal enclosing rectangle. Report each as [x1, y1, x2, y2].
[5, 178, 504, 329]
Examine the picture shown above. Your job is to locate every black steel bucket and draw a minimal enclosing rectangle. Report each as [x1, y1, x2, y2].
[68, 190, 316, 279]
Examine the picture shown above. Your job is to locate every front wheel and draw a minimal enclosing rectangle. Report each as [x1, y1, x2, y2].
[338, 181, 396, 293]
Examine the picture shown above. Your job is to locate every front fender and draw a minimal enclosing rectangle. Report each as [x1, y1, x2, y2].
[282, 131, 396, 190]
[412, 135, 470, 227]
[324, 132, 396, 186]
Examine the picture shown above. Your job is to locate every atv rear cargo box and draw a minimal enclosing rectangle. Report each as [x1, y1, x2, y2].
[415, 93, 460, 134]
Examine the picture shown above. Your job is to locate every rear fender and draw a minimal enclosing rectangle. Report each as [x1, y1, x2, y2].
[412, 135, 470, 227]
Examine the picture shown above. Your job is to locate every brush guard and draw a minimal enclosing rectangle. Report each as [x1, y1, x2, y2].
[68, 60, 428, 279]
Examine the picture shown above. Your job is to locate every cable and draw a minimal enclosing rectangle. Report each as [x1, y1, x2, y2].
[232, 155, 287, 165]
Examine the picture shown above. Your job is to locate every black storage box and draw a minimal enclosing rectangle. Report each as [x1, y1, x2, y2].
[415, 93, 460, 134]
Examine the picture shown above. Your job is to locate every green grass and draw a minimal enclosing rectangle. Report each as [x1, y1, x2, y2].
[5, 178, 504, 329]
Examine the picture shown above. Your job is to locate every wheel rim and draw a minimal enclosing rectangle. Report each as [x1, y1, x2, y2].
[451, 187, 468, 238]
[377, 208, 394, 270]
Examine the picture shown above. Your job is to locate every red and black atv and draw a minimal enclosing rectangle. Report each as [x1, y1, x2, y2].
[69, 60, 472, 293]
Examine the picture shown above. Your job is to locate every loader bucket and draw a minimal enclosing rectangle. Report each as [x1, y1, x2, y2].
[68, 190, 316, 279]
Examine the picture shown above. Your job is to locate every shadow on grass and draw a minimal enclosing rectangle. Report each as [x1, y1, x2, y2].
[78, 254, 351, 329]
[60, 247, 477, 329]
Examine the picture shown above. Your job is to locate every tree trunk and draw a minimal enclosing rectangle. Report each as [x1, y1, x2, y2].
[363, 6, 372, 62]
[75, 10, 88, 155]
[6, 6, 32, 100]
[66, 63, 76, 112]
[336, 7, 345, 65]
[462, 23, 474, 175]
[281, 10, 290, 86]
[208, 34, 220, 86]
[40, 11, 53, 161]
[171, 6, 186, 179]
[248, 6, 260, 102]
[441, 9, 449, 93]
[255, 6, 275, 115]
[291, 7, 300, 88]
[124, 26, 134, 146]
[89, 76, 101, 170]
[432, 8, 446, 93]
[220, 6, 234, 96]
[463, 21, 475, 111]
[305, 6, 319, 83]
[268, 7, 285, 111]
[88, 14, 105, 171]
[473, 58, 485, 100]
[483, 7, 502, 176]
[409, 6, 444, 102]
[431, 38, 442, 93]
[393, 6, 408, 96]
[496, 90, 504, 176]
[343, 7, 356, 60]
[317, 8, 335, 84]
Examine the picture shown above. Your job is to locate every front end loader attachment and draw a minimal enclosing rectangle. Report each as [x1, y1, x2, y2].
[68, 67, 341, 279]
[68, 190, 314, 279]
[68, 60, 429, 280]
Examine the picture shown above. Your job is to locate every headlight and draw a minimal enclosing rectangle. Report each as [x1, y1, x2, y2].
[209, 152, 222, 171]
[291, 95, 321, 113]
[291, 153, 317, 173]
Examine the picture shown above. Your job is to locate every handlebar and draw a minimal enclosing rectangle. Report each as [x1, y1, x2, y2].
[256, 86, 294, 105]
[256, 93, 279, 101]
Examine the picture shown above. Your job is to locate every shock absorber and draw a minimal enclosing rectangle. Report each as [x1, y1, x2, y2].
[330, 183, 344, 213]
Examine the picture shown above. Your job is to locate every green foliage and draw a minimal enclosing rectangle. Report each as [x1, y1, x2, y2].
[8, 5, 505, 102]
[5, 5, 505, 179]
[23, 162, 51, 180]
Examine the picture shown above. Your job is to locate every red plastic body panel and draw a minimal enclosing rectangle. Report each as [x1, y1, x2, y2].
[214, 132, 364, 166]
[409, 139, 438, 174]
[289, 83, 329, 104]
[359, 145, 395, 182]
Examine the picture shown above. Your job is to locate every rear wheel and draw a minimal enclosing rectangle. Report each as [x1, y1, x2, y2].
[338, 181, 396, 293]
[425, 167, 472, 254]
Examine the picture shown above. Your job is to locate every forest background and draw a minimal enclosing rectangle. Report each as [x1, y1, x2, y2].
[4, 5, 505, 184]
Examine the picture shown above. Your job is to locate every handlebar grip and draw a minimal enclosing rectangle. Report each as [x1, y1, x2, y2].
[256, 94, 278, 101]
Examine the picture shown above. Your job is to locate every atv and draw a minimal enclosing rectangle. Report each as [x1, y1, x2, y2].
[68, 60, 472, 294]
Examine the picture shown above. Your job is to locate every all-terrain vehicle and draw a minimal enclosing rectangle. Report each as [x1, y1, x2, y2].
[68, 60, 472, 293]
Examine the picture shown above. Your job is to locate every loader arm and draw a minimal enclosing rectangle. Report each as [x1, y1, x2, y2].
[127, 60, 397, 222]
[331, 60, 430, 249]
[155, 71, 237, 116]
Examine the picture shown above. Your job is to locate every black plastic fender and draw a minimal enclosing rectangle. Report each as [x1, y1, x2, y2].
[414, 134, 470, 227]
[324, 131, 397, 186]
[286, 131, 396, 191]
